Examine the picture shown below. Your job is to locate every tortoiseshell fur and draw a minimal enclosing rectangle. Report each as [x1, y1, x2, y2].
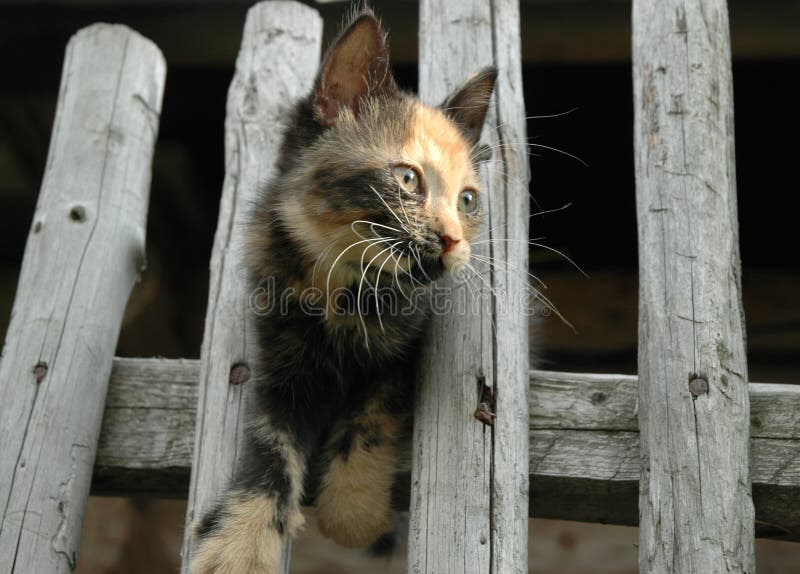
[191, 8, 497, 573]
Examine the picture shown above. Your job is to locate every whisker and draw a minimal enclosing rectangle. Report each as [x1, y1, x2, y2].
[469, 204, 573, 243]
[527, 241, 589, 278]
[370, 241, 404, 333]
[410, 245, 435, 283]
[471, 238, 588, 279]
[396, 185, 413, 231]
[399, 247, 429, 292]
[463, 261, 500, 301]
[528, 142, 589, 167]
[468, 254, 575, 331]
[310, 240, 338, 288]
[476, 140, 589, 168]
[469, 253, 549, 291]
[351, 219, 402, 239]
[324, 236, 391, 317]
[461, 263, 498, 335]
[369, 185, 409, 232]
[390, 248, 416, 306]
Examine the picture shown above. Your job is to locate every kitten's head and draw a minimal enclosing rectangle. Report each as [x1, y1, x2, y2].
[267, 10, 496, 293]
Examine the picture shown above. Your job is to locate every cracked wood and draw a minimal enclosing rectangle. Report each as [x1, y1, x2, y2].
[0, 25, 165, 573]
[633, 0, 755, 571]
[409, 0, 531, 573]
[177, 3, 322, 573]
[90, 362, 800, 541]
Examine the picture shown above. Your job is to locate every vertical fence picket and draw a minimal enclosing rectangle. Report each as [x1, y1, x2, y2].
[409, 1, 530, 572]
[179, 2, 322, 572]
[0, 25, 164, 573]
[633, 0, 756, 571]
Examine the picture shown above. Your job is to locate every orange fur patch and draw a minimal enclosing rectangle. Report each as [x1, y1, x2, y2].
[190, 492, 304, 574]
[315, 408, 404, 548]
[402, 104, 478, 229]
[401, 104, 481, 269]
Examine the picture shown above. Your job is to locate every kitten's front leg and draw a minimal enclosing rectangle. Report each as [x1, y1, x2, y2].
[190, 489, 301, 574]
[190, 422, 306, 574]
[314, 383, 411, 549]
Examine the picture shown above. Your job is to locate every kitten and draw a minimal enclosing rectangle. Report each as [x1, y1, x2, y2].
[190, 8, 496, 573]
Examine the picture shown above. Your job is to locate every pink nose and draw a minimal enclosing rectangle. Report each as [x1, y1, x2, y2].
[440, 234, 461, 255]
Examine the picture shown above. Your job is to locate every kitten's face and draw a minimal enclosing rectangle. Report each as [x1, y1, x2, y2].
[268, 11, 496, 294]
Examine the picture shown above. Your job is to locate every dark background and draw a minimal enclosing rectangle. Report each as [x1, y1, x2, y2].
[1, 0, 798, 572]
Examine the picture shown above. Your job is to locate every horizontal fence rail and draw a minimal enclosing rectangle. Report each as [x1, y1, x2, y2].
[92, 359, 800, 542]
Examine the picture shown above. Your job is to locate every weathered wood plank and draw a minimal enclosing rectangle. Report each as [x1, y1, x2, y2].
[0, 25, 165, 573]
[178, 2, 322, 572]
[94, 358, 199, 497]
[530, 370, 800, 440]
[410, 0, 530, 572]
[633, 0, 754, 571]
[92, 363, 800, 541]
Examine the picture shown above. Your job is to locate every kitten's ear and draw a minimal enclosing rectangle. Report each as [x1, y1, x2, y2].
[313, 12, 396, 126]
[441, 67, 498, 145]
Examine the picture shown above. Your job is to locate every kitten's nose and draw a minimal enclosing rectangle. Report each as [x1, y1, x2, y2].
[439, 234, 461, 255]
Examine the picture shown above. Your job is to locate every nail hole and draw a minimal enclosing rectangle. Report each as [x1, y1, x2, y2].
[33, 362, 48, 383]
[591, 391, 607, 405]
[689, 377, 708, 397]
[69, 206, 86, 222]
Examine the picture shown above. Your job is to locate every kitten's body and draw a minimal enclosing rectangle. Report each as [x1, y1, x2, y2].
[191, 9, 496, 573]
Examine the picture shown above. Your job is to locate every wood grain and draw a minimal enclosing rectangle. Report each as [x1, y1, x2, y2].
[0, 25, 165, 573]
[633, 0, 755, 571]
[178, 2, 322, 572]
[92, 362, 800, 542]
[411, 0, 531, 572]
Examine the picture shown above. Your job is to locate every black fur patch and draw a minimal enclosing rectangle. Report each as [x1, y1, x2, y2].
[367, 530, 397, 557]
[195, 502, 225, 539]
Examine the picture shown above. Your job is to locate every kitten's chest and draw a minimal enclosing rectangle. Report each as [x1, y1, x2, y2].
[326, 309, 428, 366]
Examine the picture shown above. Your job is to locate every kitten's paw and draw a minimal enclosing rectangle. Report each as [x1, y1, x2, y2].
[315, 439, 396, 548]
[190, 492, 304, 574]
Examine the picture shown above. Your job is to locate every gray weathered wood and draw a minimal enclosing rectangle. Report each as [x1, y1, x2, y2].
[95, 357, 199, 497]
[410, 0, 530, 573]
[92, 362, 800, 541]
[178, 3, 322, 572]
[632, 0, 755, 570]
[0, 25, 165, 573]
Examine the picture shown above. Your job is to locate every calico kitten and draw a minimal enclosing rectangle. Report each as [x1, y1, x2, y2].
[190, 9, 496, 573]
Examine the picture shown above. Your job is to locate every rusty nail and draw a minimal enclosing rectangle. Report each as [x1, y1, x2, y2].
[689, 377, 708, 397]
[474, 403, 496, 426]
[229, 363, 251, 385]
[33, 362, 48, 383]
[475, 377, 496, 426]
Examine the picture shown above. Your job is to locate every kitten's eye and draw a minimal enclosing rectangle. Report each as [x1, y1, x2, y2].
[458, 189, 479, 214]
[392, 166, 421, 194]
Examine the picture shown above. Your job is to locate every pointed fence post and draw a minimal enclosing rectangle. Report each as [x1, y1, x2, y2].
[179, 2, 322, 572]
[0, 24, 164, 573]
[633, 0, 756, 571]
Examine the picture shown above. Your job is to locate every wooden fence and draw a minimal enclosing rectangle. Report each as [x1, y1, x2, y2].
[0, 1, 797, 573]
